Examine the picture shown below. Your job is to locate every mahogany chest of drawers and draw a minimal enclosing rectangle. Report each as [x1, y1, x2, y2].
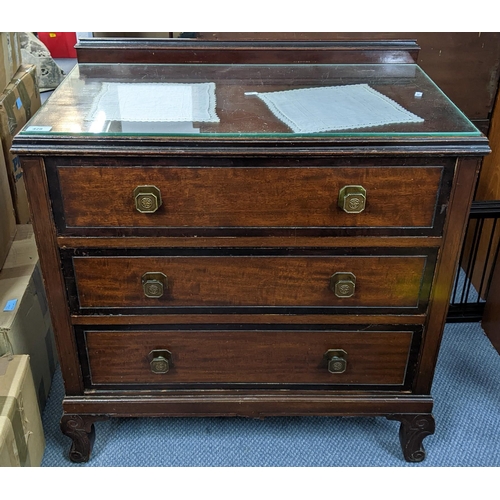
[11, 39, 490, 463]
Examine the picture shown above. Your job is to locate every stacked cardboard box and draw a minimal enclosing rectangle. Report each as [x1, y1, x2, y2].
[0, 63, 41, 224]
[0, 33, 21, 269]
[0, 140, 16, 270]
[0, 355, 45, 466]
[0, 33, 21, 92]
[0, 35, 56, 423]
[0, 226, 58, 413]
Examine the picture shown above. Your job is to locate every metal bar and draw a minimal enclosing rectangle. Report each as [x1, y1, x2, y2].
[452, 223, 468, 305]
[484, 228, 500, 299]
[469, 201, 500, 218]
[464, 217, 484, 304]
[477, 218, 498, 301]
[446, 303, 485, 323]
[460, 218, 482, 304]
[448, 199, 500, 322]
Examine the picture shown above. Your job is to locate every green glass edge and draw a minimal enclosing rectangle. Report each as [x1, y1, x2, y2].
[18, 130, 482, 137]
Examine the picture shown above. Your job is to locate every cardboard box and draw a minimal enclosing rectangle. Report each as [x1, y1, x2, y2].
[0, 412, 21, 465]
[0, 33, 22, 92]
[0, 140, 16, 270]
[0, 355, 45, 466]
[0, 64, 41, 224]
[0, 225, 58, 412]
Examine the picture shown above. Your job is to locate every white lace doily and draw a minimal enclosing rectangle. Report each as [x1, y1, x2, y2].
[87, 82, 219, 123]
[249, 83, 423, 133]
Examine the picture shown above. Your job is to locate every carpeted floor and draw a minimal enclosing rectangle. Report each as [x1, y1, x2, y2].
[39, 321, 500, 467]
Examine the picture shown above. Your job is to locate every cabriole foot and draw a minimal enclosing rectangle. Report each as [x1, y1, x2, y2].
[387, 413, 435, 462]
[60, 414, 108, 463]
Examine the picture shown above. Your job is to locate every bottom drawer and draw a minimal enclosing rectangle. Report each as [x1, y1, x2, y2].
[80, 328, 418, 388]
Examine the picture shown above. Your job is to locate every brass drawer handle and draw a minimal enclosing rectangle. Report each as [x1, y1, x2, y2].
[134, 185, 162, 213]
[338, 185, 366, 213]
[330, 272, 356, 298]
[142, 272, 168, 298]
[324, 349, 348, 374]
[148, 349, 172, 374]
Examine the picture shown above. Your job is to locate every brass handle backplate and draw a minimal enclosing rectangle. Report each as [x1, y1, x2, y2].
[134, 185, 162, 213]
[324, 349, 348, 374]
[338, 185, 366, 213]
[148, 349, 172, 374]
[330, 272, 356, 298]
[142, 272, 168, 298]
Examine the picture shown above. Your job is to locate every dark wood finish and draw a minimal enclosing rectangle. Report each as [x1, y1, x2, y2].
[76, 39, 420, 65]
[92, 32, 175, 39]
[72, 254, 430, 310]
[56, 165, 444, 231]
[60, 414, 108, 463]
[83, 329, 414, 386]
[13, 41, 489, 463]
[19, 158, 83, 395]
[481, 245, 500, 353]
[46, 157, 457, 239]
[12, 135, 489, 157]
[58, 236, 442, 249]
[387, 413, 435, 462]
[62, 393, 434, 418]
[71, 314, 426, 325]
[415, 158, 482, 394]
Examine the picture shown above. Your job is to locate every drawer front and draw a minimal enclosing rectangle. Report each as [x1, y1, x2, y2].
[70, 253, 434, 312]
[81, 329, 415, 387]
[55, 164, 444, 233]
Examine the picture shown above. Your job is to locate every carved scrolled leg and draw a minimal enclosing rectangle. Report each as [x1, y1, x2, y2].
[387, 413, 435, 462]
[60, 414, 108, 463]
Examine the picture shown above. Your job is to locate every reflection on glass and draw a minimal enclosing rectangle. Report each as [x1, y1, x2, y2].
[86, 82, 219, 125]
[89, 110, 107, 133]
[119, 122, 201, 133]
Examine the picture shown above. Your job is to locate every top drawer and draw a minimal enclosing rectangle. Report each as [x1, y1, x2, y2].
[48, 157, 451, 237]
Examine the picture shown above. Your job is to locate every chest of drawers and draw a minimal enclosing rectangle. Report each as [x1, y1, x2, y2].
[11, 39, 490, 463]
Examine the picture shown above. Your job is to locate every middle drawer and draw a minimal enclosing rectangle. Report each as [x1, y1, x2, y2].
[68, 250, 436, 314]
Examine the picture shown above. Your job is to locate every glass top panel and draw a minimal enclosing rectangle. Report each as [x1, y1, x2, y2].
[21, 63, 480, 137]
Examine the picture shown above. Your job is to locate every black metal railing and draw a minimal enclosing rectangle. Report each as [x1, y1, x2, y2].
[448, 201, 500, 322]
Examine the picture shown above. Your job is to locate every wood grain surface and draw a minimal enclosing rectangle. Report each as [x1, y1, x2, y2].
[57, 165, 443, 229]
[84, 329, 413, 385]
[73, 255, 429, 309]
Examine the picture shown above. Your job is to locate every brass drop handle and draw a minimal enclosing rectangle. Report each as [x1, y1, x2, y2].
[134, 185, 162, 213]
[324, 349, 348, 374]
[338, 185, 366, 213]
[142, 272, 168, 298]
[148, 349, 172, 374]
[330, 272, 356, 298]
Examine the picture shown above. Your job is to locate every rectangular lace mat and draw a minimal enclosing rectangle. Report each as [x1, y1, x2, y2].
[250, 84, 424, 133]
